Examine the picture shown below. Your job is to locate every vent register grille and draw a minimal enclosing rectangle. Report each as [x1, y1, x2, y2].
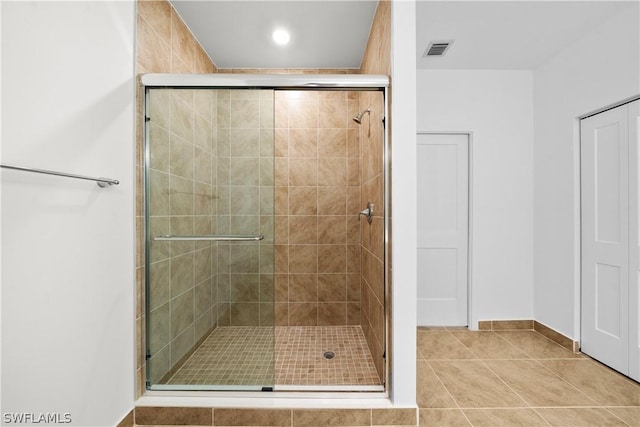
[423, 40, 454, 57]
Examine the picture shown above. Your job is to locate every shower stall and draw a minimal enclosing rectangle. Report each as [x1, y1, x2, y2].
[142, 74, 388, 393]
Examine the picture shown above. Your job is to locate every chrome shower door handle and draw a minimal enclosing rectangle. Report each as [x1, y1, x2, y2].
[359, 202, 374, 224]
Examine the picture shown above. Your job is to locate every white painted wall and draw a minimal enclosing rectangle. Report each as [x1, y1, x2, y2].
[1, 2, 136, 426]
[417, 70, 535, 329]
[533, 5, 640, 339]
[390, 0, 417, 407]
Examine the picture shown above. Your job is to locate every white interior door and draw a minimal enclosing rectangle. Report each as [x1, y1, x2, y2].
[581, 101, 638, 379]
[417, 133, 469, 326]
[628, 100, 640, 381]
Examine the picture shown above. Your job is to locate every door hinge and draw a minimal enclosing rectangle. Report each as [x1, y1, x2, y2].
[145, 116, 150, 122]
[261, 386, 274, 392]
[145, 351, 151, 360]
[382, 117, 386, 127]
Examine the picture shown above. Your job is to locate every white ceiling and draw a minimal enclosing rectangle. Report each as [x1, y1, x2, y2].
[171, 1, 635, 71]
[170, 0, 378, 69]
[417, 1, 634, 70]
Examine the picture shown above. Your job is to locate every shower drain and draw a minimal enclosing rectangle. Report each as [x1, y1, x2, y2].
[323, 351, 336, 360]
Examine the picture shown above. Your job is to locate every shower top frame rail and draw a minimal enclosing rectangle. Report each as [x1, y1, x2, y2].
[1, 163, 119, 188]
[140, 73, 389, 89]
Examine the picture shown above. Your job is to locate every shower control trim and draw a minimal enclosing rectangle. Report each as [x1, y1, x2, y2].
[359, 202, 374, 224]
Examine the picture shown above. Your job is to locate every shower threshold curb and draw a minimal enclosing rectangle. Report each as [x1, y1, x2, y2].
[136, 392, 392, 409]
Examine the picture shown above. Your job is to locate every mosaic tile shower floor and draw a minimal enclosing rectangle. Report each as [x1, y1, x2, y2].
[166, 326, 381, 386]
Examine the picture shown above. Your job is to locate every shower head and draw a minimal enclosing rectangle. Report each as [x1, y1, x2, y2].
[352, 108, 371, 124]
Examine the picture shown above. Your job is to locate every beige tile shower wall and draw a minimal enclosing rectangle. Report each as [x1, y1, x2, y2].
[146, 89, 218, 383]
[214, 90, 275, 327]
[359, 0, 390, 382]
[359, 1, 390, 76]
[358, 91, 385, 382]
[137, 1, 216, 75]
[273, 91, 361, 327]
[136, 0, 217, 395]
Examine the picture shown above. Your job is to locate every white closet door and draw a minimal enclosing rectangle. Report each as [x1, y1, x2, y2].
[629, 100, 640, 381]
[417, 133, 469, 326]
[581, 104, 630, 375]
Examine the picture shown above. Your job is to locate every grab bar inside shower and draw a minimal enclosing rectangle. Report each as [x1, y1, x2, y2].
[1, 164, 119, 187]
[154, 235, 264, 242]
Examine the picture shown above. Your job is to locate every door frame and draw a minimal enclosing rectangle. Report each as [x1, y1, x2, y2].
[577, 95, 640, 361]
[416, 131, 474, 328]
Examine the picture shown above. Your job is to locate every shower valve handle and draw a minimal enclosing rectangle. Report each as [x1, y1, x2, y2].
[359, 202, 374, 224]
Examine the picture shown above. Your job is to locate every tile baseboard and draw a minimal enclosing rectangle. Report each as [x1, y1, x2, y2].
[477, 319, 533, 331]
[477, 319, 580, 353]
[533, 320, 580, 353]
[130, 407, 418, 427]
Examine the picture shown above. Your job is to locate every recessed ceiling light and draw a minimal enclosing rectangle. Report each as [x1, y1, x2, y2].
[272, 28, 290, 46]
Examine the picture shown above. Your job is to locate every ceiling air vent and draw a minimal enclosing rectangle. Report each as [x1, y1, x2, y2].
[423, 40, 454, 57]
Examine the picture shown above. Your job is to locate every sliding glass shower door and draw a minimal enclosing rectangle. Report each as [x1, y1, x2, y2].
[144, 88, 275, 390]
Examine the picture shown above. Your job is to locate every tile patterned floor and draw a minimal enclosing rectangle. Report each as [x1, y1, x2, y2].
[417, 327, 640, 427]
[275, 326, 380, 385]
[135, 327, 639, 427]
[167, 326, 275, 386]
[166, 326, 380, 387]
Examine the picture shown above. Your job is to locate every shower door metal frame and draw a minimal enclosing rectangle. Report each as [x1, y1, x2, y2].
[141, 73, 390, 397]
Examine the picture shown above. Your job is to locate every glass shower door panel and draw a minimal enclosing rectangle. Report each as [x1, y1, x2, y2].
[145, 88, 275, 390]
